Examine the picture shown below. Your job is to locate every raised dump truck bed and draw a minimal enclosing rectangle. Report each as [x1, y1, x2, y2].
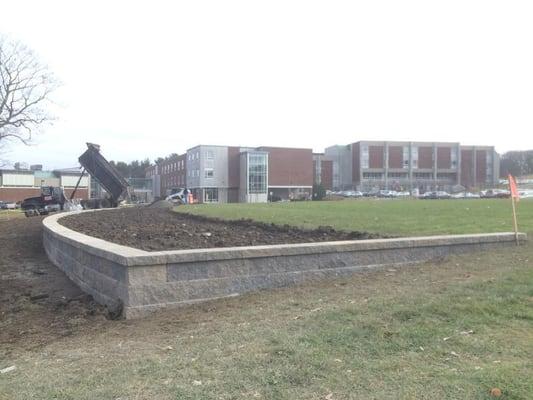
[78, 143, 129, 206]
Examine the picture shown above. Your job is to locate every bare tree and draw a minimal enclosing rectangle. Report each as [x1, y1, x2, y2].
[0, 35, 57, 147]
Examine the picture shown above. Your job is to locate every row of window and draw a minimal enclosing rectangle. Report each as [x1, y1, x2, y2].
[362, 172, 459, 180]
[360, 145, 459, 169]
[187, 150, 215, 162]
[162, 159, 185, 174]
[163, 174, 185, 187]
[187, 168, 215, 178]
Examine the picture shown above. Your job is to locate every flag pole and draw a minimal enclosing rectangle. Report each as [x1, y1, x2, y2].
[511, 193, 519, 246]
[508, 174, 519, 246]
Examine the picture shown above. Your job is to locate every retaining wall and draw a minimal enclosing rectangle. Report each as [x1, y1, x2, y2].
[43, 211, 527, 319]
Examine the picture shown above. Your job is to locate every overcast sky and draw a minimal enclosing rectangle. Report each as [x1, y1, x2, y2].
[2, 0, 532, 169]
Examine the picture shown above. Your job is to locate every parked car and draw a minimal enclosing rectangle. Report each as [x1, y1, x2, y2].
[396, 191, 410, 198]
[0, 201, 19, 209]
[378, 190, 398, 198]
[518, 190, 533, 198]
[419, 191, 450, 199]
[363, 190, 377, 197]
[346, 191, 363, 198]
[482, 189, 510, 199]
[451, 192, 481, 199]
[419, 191, 436, 199]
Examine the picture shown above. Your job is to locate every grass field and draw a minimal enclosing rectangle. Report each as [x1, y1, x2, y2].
[0, 209, 23, 221]
[2, 240, 532, 399]
[1, 199, 532, 399]
[178, 198, 533, 235]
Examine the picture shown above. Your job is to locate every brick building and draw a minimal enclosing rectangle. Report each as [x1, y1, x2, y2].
[323, 141, 499, 192]
[147, 140, 499, 202]
[147, 145, 312, 203]
[0, 168, 90, 203]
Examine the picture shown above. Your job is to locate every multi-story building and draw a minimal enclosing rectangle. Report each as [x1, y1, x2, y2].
[323, 141, 499, 192]
[147, 144, 312, 203]
[146, 140, 499, 202]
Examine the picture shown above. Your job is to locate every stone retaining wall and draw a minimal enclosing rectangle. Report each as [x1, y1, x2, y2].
[43, 211, 527, 318]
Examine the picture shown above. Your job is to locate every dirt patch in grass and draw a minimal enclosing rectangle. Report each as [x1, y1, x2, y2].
[0, 216, 107, 358]
[59, 207, 384, 251]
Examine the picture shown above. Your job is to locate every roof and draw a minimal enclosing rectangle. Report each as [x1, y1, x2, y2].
[0, 169, 34, 174]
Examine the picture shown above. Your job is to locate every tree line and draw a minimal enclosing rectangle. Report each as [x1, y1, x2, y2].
[109, 153, 183, 179]
[109, 159, 151, 179]
[500, 150, 533, 177]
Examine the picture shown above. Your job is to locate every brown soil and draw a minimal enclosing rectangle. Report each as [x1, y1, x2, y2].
[0, 215, 108, 358]
[59, 207, 383, 251]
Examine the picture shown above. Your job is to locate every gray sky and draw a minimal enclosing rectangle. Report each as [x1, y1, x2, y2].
[2, 0, 533, 169]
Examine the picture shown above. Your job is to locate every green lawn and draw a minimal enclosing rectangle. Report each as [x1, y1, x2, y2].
[2, 199, 532, 399]
[2, 242, 532, 399]
[178, 198, 533, 236]
[0, 209, 23, 221]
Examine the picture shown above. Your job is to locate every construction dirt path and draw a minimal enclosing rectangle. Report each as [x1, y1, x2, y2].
[60, 207, 382, 251]
[0, 216, 108, 359]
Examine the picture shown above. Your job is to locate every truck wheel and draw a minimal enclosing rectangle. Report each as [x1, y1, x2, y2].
[24, 207, 36, 217]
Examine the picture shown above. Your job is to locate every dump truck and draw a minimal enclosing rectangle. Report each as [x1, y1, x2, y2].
[20, 143, 129, 216]
[78, 142, 129, 208]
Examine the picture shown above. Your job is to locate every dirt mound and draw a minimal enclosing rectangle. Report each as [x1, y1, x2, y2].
[147, 200, 173, 209]
[60, 207, 383, 251]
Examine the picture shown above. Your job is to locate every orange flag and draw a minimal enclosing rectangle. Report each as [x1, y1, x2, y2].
[508, 174, 520, 202]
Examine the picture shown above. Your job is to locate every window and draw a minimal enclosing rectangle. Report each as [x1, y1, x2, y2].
[411, 147, 418, 168]
[206, 150, 214, 160]
[414, 172, 432, 180]
[361, 145, 369, 169]
[387, 172, 408, 179]
[196, 152, 199, 160]
[437, 173, 456, 182]
[403, 146, 409, 169]
[451, 147, 458, 169]
[362, 172, 383, 180]
[204, 168, 214, 178]
[248, 153, 268, 194]
[204, 188, 218, 203]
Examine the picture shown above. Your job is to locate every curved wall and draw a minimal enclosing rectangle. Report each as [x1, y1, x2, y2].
[43, 210, 526, 319]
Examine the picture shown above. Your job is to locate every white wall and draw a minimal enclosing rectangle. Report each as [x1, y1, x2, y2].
[1, 173, 34, 187]
[60, 175, 89, 187]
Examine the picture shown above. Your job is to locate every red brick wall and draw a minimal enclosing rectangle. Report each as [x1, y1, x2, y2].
[388, 146, 403, 169]
[258, 147, 313, 187]
[0, 187, 89, 203]
[352, 143, 360, 185]
[321, 160, 333, 190]
[461, 149, 473, 187]
[418, 146, 433, 169]
[437, 147, 451, 169]
[227, 146, 241, 188]
[476, 150, 487, 184]
[160, 154, 187, 194]
[369, 146, 384, 168]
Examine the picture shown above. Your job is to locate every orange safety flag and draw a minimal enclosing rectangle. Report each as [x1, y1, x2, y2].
[508, 174, 520, 202]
